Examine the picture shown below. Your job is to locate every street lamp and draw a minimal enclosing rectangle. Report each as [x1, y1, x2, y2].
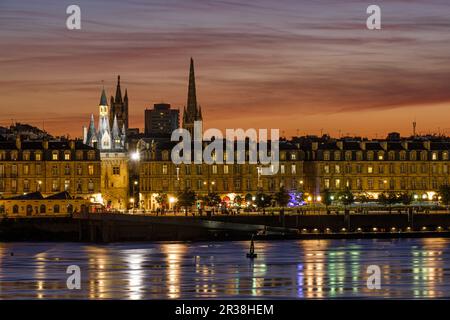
[131, 151, 140, 161]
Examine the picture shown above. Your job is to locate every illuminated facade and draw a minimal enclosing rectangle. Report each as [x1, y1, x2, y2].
[0, 138, 101, 200]
[137, 137, 450, 210]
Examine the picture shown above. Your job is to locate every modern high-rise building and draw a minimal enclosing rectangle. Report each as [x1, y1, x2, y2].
[182, 58, 203, 135]
[144, 103, 180, 136]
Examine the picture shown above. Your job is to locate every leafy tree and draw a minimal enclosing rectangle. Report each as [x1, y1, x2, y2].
[339, 188, 355, 207]
[378, 192, 397, 213]
[438, 184, 450, 208]
[245, 193, 253, 203]
[202, 192, 221, 207]
[155, 193, 168, 210]
[321, 189, 333, 214]
[234, 195, 243, 207]
[274, 186, 290, 207]
[400, 192, 413, 206]
[177, 189, 197, 213]
[255, 192, 272, 209]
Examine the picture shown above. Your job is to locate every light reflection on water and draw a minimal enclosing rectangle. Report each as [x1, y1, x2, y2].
[0, 238, 449, 299]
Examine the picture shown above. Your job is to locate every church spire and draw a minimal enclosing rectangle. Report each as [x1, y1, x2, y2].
[100, 88, 108, 106]
[187, 57, 197, 115]
[115, 75, 122, 103]
[86, 113, 96, 146]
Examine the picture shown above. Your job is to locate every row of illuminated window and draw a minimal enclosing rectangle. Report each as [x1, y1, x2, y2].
[0, 150, 97, 161]
[1, 203, 80, 215]
[140, 178, 302, 192]
[322, 163, 448, 175]
[323, 178, 443, 190]
[0, 179, 96, 193]
[322, 150, 447, 161]
[141, 164, 298, 175]
[0, 164, 96, 176]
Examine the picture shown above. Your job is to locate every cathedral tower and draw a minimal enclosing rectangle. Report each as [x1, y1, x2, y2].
[182, 58, 203, 135]
[110, 75, 129, 134]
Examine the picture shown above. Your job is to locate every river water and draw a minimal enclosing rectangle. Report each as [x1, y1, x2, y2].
[0, 238, 449, 299]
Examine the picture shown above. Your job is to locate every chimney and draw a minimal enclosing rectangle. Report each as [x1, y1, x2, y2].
[15, 136, 21, 149]
[360, 141, 366, 150]
[43, 140, 49, 150]
[401, 141, 408, 150]
[82, 126, 87, 144]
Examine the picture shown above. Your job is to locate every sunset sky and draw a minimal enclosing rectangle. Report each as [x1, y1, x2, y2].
[1, 0, 450, 138]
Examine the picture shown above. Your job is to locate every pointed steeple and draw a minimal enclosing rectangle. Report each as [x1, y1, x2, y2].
[198, 105, 203, 120]
[86, 114, 97, 146]
[115, 75, 122, 103]
[112, 115, 120, 139]
[124, 89, 128, 101]
[187, 57, 197, 115]
[100, 88, 108, 106]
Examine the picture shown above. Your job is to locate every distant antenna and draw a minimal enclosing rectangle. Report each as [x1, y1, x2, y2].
[413, 118, 417, 136]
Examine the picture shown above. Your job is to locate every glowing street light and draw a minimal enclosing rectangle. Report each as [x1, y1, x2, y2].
[131, 152, 140, 161]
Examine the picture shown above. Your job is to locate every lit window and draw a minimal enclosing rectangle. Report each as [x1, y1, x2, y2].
[65, 153, 71, 160]
[52, 152, 58, 161]
[88, 165, 94, 176]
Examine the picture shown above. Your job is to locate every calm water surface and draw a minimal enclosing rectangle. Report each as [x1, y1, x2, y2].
[0, 238, 449, 299]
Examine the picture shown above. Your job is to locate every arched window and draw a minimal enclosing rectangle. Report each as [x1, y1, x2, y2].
[54, 204, 60, 214]
[13, 205, 19, 214]
[26, 205, 33, 216]
[40, 204, 46, 214]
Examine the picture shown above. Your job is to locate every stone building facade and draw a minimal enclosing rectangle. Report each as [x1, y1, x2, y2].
[0, 138, 101, 200]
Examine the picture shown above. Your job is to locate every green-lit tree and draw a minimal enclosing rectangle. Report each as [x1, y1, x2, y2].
[338, 188, 354, 214]
[378, 192, 397, 213]
[177, 189, 197, 215]
[206, 192, 221, 208]
[438, 184, 450, 209]
[255, 192, 272, 214]
[274, 186, 290, 207]
[155, 193, 168, 214]
[321, 189, 333, 214]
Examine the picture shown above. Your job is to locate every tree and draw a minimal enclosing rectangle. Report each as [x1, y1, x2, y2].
[234, 195, 243, 207]
[202, 192, 221, 207]
[438, 184, 450, 209]
[255, 192, 272, 212]
[274, 186, 290, 207]
[378, 192, 397, 213]
[321, 189, 333, 214]
[177, 189, 197, 214]
[400, 192, 413, 206]
[155, 193, 168, 212]
[339, 188, 355, 207]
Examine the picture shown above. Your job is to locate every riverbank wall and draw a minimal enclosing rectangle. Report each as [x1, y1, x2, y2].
[0, 213, 449, 242]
